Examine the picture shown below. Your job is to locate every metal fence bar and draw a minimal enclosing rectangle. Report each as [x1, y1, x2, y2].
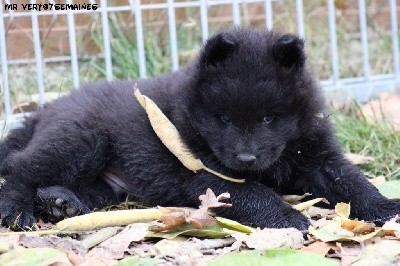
[358, 0, 370, 81]
[200, 0, 209, 42]
[390, 0, 399, 78]
[232, 0, 241, 26]
[4, 0, 15, 34]
[296, 0, 305, 37]
[328, 0, 340, 83]
[134, 0, 146, 78]
[66, 0, 79, 89]
[264, 0, 273, 30]
[167, 0, 179, 71]
[100, 0, 113, 80]
[30, 0, 45, 106]
[0, 4, 11, 116]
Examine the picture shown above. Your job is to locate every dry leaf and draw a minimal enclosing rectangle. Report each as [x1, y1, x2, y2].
[368, 175, 386, 186]
[54, 208, 171, 231]
[382, 216, 400, 237]
[293, 198, 328, 211]
[222, 229, 248, 252]
[306, 206, 336, 218]
[85, 223, 148, 260]
[134, 88, 203, 171]
[153, 237, 187, 257]
[187, 210, 216, 229]
[0, 235, 21, 251]
[361, 92, 400, 131]
[12, 101, 38, 114]
[336, 242, 362, 266]
[19, 235, 86, 255]
[309, 219, 384, 243]
[341, 220, 375, 235]
[81, 227, 120, 250]
[245, 228, 304, 250]
[134, 88, 245, 183]
[199, 189, 232, 209]
[150, 189, 231, 232]
[335, 202, 350, 220]
[67, 251, 84, 265]
[300, 241, 334, 256]
[283, 193, 312, 204]
[345, 153, 374, 165]
[151, 212, 187, 232]
[351, 240, 400, 266]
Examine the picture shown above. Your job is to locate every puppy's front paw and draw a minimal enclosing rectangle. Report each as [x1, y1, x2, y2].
[0, 191, 36, 230]
[280, 208, 310, 231]
[353, 199, 400, 226]
[1, 208, 35, 230]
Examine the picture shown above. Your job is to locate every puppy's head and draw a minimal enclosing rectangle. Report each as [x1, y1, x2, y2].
[183, 28, 322, 172]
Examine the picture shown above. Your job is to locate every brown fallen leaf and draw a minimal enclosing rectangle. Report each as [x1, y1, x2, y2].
[345, 153, 374, 165]
[151, 189, 231, 232]
[245, 228, 304, 250]
[367, 175, 386, 186]
[334, 203, 376, 235]
[186, 209, 216, 229]
[222, 229, 248, 253]
[336, 242, 362, 266]
[81, 257, 117, 266]
[12, 101, 38, 114]
[151, 212, 187, 232]
[19, 235, 86, 255]
[382, 216, 400, 238]
[361, 92, 400, 131]
[306, 206, 336, 218]
[341, 220, 375, 235]
[188, 237, 236, 251]
[309, 219, 385, 243]
[153, 237, 187, 257]
[301, 241, 335, 257]
[351, 240, 400, 266]
[85, 223, 148, 260]
[0, 235, 21, 252]
[293, 197, 328, 211]
[199, 189, 232, 209]
[67, 251, 84, 265]
[282, 193, 312, 204]
[81, 227, 120, 250]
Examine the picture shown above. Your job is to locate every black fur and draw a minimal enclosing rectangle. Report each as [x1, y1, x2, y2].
[1, 28, 399, 230]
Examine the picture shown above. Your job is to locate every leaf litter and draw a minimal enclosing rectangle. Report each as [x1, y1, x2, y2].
[1, 187, 399, 265]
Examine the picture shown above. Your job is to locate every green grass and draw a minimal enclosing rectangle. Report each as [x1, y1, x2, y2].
[78, 11, 201, 81]
[332, 103, 400, 180]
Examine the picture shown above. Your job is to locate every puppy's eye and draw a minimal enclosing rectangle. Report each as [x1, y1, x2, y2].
[221, 115, 232, 124]
[262, 116, 274, 124]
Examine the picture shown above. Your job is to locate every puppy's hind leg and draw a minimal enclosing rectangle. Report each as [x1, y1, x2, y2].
[0, 124, 109, 230]
[0, 116, 39, 175]
[35, 186, 91, 223]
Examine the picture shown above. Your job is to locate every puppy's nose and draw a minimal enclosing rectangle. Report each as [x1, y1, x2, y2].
[237, 153, 257, 165]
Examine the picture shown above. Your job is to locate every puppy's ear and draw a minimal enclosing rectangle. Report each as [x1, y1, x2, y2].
[201, 33, 238, 67]
[272, 34, 305, 68]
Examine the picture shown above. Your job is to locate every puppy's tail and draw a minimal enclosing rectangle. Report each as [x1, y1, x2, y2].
[0, 115, 39, 174]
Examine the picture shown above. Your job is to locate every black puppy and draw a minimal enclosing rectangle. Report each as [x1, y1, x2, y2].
[0, 28, 398, 230]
